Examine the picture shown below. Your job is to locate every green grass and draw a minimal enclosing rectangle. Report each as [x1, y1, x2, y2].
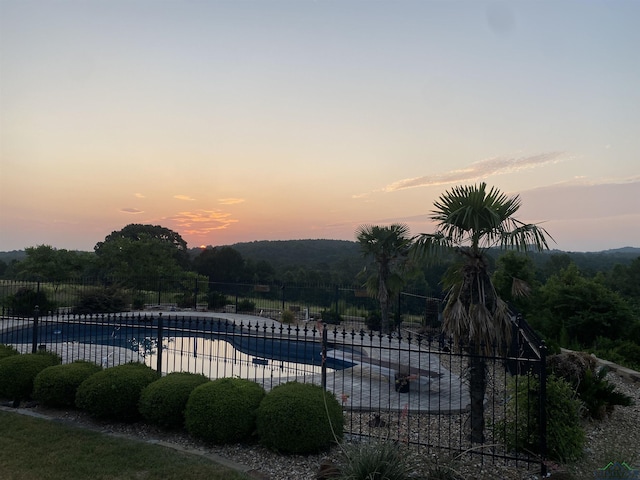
[0, 410, 250, 480]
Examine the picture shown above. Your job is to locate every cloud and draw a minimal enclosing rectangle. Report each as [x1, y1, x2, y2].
[218, 198, 245, 205]
[518, 177, 640, 221]
[120, 208, 144, 214]
[134, 193, 145, 198]
[174, 195, 196, 201]
[166, 210, 238, 236]
[383, 152, 567, 192]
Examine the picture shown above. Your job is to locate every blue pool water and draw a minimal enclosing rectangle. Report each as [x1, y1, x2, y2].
[2, 317, 356, 374]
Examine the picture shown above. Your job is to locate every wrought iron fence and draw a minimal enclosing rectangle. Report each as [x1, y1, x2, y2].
[0, 278, 547, 474]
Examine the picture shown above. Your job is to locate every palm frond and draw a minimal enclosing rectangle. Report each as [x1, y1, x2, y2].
[411, 233, 452, 264]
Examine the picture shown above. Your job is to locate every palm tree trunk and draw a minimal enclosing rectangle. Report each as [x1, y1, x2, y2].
[380, 298, 389, 334]
[468, 354, 487, 443]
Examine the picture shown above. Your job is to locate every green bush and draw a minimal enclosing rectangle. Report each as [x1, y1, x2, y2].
[256, 381, 344, 454]
[365, 311, 381, 331]
[4, 287, 56, 316]
[495, 373, 584, 462]
[0, 352, 62, 404]
[614, 341, 640, 369]
[139, 372, 209, 429]
[207, 291, 228, 309]
[321, 309, 342, 325]
[185, 378, 265, 444]
[281, 310, 295, 324]
[75, 362, 159, 422]
[73, 286, 129, 314]
[236, 299, 255, 312]
[338, 441, 414, 480]
[0, 344, 20, 360]
[33, 360, 102, 408]
[576, 367, 633, 420]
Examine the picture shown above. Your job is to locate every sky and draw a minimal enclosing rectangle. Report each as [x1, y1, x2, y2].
[1, 0, 639, 253]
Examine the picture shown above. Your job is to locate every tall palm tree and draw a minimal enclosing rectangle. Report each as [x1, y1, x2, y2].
[413, 183, 552, 443]
[355, 224, 413, 334]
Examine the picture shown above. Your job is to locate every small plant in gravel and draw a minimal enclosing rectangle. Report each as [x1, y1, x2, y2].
[33, 360, 102, 408]
[75, 362, 159, 422]
[548, 352, 633, 419]
[185, 377, 265, 444]
[576, 367, 633, 419]
[139, 372, 209, 429]
[338, 440, 414, 480]
[256, 381, 344, 454]
[0, 351, 62, 406]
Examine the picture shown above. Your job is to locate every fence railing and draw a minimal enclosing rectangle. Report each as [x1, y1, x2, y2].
[1, 303, 547, 475]
[0, 278, 441, 328]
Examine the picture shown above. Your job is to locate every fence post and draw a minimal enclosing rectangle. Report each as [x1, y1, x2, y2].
[281, 284, 285, 312]
[538, 340, 548, 476]
[31, 305, 40, 353]
[156, 312, 164, 375]
[321, 325, 327, 390]
[193, 278, 199, 311]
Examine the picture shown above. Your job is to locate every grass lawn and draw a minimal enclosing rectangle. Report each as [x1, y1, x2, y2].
[0, 410, 250, 480]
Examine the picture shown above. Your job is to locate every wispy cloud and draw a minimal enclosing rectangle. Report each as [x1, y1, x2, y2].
[166, 210, 238, 236]
[218, 198, 245, 205]
[120, 208, 144, 214]
[383, 152, 567, 192]
[174, 195, 196, 201]
[134, 193, 145, 199]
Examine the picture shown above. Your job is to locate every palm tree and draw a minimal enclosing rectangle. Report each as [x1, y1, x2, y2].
[355, 224, 413, 334]
[413, 182, 552, 443]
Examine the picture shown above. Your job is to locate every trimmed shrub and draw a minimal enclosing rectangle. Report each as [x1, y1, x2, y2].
[0, 344, 20, 360]
[33, 360, 102, 408]
[75, 362, 158, 422]
[139, 372, 209, 429]
[495, 373, 584, 462]
[185, 378, 265, 444]
[0, 352, 62, 404]
[256, 381, 344, 454]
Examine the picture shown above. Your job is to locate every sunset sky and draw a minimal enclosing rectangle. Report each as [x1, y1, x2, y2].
[1, 0, 639, 253]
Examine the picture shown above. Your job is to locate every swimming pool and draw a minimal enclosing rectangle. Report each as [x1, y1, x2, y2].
[1, 315, 356, 380]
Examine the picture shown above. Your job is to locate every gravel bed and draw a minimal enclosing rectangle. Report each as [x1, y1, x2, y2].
[4, 341, 639, 479]
[5, 369, 636, 480]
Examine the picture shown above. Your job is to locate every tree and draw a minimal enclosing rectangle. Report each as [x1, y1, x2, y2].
[412, 182, 551, 443]
[94, 225, 191, 288]
[531, 263, 636, 347]
[193, 246, 246, 283]
[95, 224, 190, 269]
[355, 224, 413, 334]
[12, 245, 96, 282]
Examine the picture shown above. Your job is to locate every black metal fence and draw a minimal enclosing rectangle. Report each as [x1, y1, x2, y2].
[0, 279, 547, 474]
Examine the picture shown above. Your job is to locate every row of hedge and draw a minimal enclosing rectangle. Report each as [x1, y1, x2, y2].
[0, 345, 344, 454]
